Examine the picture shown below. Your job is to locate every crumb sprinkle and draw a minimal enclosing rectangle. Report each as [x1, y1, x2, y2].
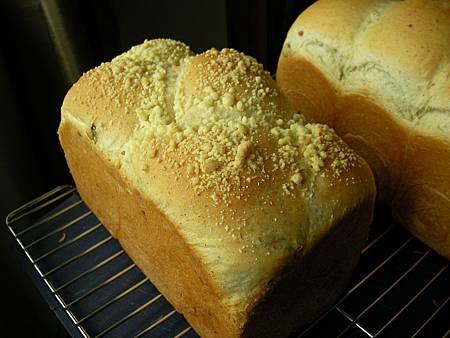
[74, 39, 362, 246]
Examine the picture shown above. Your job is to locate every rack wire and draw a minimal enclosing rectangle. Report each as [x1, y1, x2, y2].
[6, 186, 449, 337]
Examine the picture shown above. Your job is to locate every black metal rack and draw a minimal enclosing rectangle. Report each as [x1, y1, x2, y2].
[6, 186, 449, 337]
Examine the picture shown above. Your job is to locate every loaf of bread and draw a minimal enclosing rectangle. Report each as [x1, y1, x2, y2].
[277, 0, 450, 258]
[59, 39, 375, 337]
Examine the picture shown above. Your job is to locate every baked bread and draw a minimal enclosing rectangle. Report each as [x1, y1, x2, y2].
[277, 0, 450, 259]
[59, 39, 375, 337]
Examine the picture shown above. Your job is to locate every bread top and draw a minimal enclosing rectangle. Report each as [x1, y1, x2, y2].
[61, 39, 374, 317]
[280, 0, 450, 136]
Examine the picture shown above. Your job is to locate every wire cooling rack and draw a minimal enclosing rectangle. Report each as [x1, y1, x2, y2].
[5, 185, 449, 337]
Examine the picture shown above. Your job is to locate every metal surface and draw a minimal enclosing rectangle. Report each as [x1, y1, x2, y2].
[6, 186, 449, 337]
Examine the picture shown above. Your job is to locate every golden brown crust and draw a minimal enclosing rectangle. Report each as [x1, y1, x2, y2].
[277, 3, 450, 258]
[393, 132, 450, 257]
[242, 191, 373, 337]
[58, 121, 242, 337]
[276, 49, 337, 127]
[59, 39, 376, 336]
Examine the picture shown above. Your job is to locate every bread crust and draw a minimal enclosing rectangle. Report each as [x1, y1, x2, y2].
[277, 2, 450, 257]
[59, 121, 240, 337]
[59, 39, 376, 336]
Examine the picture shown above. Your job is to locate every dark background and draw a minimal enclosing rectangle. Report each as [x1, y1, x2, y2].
[0, 0, 314, 336]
